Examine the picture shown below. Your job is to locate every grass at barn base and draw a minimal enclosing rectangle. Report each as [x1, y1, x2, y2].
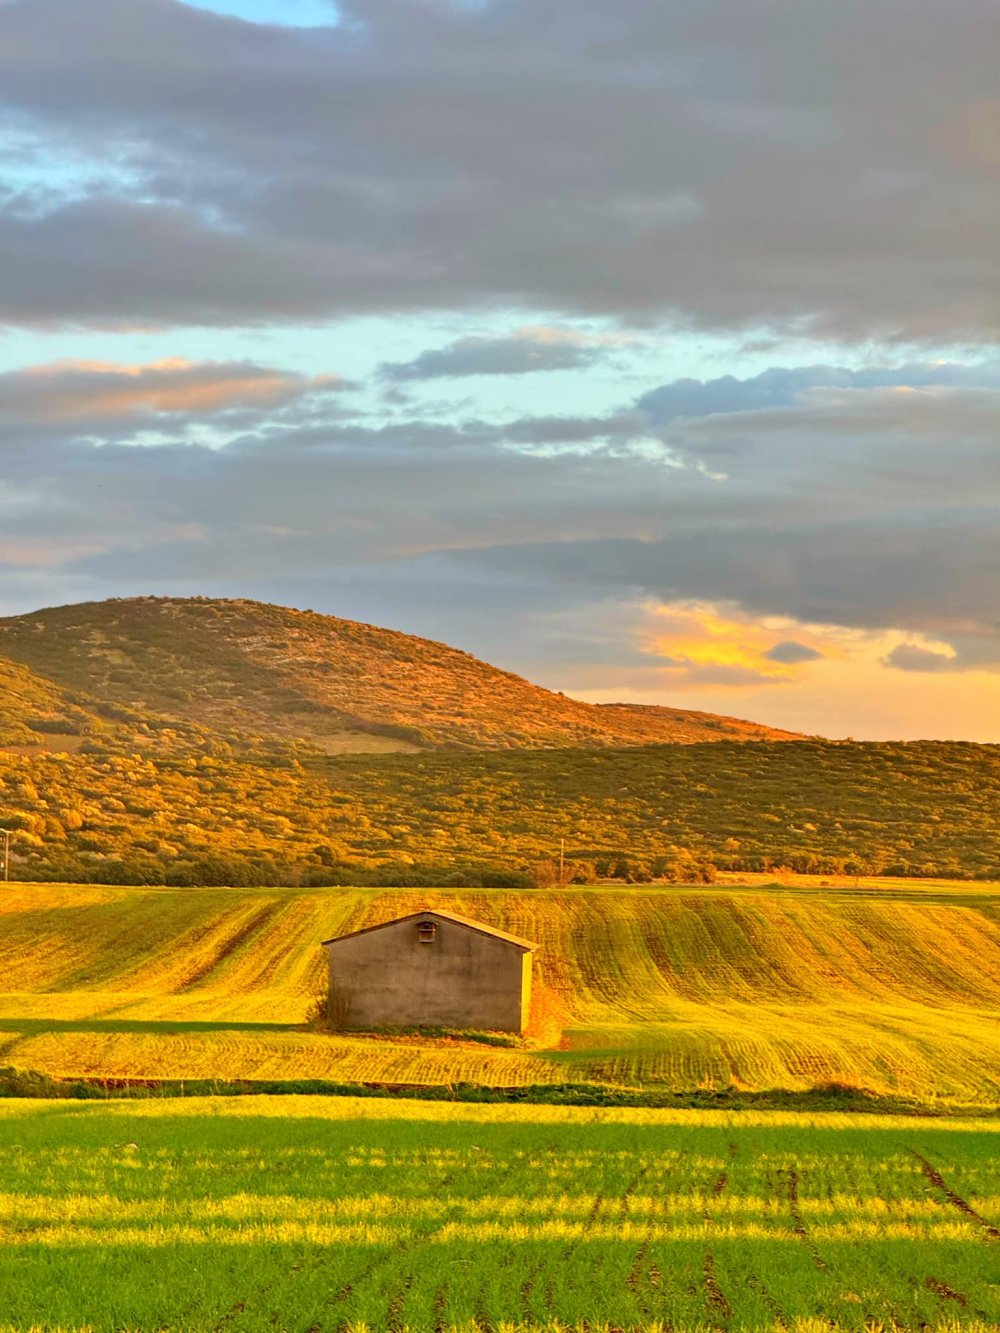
[0, 880, 997, 1104]
[0, 1096, 996, 1331]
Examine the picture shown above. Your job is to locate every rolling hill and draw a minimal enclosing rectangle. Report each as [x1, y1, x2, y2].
[1, 596, 997, 888]
[0, 881, 997, 1104]
[0, 596, 799, 753]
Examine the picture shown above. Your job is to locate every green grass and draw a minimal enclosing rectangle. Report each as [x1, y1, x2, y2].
[0, 1095, 996, 1331]
[0, 882, 997, 1105]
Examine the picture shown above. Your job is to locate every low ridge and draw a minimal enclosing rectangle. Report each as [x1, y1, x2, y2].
[0, 596, 800, 752]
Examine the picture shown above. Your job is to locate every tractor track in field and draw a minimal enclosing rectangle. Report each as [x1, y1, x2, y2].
[472, 1247, 516, 1332]
[301, 1155, 508, 1333]
[623, 1159, 679, 1330]
[702, 1251, 732, 1326]
[385, 1272, 414, 1333]
[432, 1281, 449, 1333]
[624, 1167, 661, 1322]
[472, 1287, 495, 1332]
[746, 1275, 789, 1329]
[524, 1160, 657, 1329]
[779, 1166, 829, 1270]
[181, 902, 286, 992]
[519, 1269, 539, 1325]
[925, 1276, 968, 1307]
[626, 1242, 650, 1302]
[211, 1299, 245, 1332]
[626, 1244, 673, 1330]
[450, 1146, 558, 1329]
[701, 1163, 732, 1330]
[911, 1151, 1000, 1240]
[329, 1143, 554, 1333]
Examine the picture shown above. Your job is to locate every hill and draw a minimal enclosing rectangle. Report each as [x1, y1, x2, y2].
[0, 882, 997, 1104]
[0, 596, 799, 753]
[1, 596, 996, 888]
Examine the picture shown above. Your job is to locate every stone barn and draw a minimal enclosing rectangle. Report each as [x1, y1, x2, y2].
[321, 909, 537, 1032]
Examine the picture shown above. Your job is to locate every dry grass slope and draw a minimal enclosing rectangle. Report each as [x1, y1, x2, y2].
[0, 596, 801, 751]
[0, 882, 996, 1104]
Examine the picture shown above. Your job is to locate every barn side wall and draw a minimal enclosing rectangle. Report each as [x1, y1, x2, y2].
[324, 917, 531, 1032]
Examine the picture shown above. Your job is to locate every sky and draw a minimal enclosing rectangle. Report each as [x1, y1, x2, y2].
[0, 0, 998, 741]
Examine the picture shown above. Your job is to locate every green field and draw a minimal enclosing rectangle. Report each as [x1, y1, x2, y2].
[0, 881, 998, 1105]
[0, 1095, 996, 1331]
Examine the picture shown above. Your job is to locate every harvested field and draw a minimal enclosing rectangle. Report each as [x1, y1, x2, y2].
[0, 881, 998, 1102]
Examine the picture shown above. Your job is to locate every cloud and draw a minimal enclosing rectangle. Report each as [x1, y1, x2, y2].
[885, 634, 1000, 674]
[0, 359, 998, 729]
[501, 412, 643, 445]
[884, 643, 957, 673]
[379, 329, 611, 380]
[0, 358, 343, 423]
[764, 641, 824, 664]
[637, 362, 1000, 423]
[0, 0, 996, 338]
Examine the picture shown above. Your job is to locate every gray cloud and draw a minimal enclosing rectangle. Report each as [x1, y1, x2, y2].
[885, 634, 1000, 674]
[764, 641, 824, 665]
[501, 412, 643, 445]
[0, 0, 996, 337]
[380, 331, 609, 380]
[638, 362, 1000, 423]
[0, 362, 997, 681]
[885, 643, 957, 672]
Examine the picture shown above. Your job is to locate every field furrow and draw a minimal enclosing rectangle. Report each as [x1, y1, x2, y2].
[0, 882, 995, 1104]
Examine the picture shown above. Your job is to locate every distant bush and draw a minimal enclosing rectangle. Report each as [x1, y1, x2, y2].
[2, 737, 998, 883]
[0, 1065, 985, 1118]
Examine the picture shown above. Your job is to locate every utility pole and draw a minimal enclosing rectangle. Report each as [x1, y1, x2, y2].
[559, 836, 565, 884]
[0, 830, 9, 883]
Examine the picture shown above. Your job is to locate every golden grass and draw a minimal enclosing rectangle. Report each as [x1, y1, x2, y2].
[0, 882, 997, 1101]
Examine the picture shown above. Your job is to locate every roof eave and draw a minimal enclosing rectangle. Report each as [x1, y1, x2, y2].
[321, 908, 538, 952]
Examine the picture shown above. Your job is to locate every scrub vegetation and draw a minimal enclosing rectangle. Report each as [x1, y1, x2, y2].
[0, 1095, 996, 1332]
[0, 883, 997, 1105]
[0, 597, 997, 886]
[1, 740, 998, 886]
[0, 596, 796, 753]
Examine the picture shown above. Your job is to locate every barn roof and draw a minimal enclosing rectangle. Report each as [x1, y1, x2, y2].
[321, 908, 537, 952]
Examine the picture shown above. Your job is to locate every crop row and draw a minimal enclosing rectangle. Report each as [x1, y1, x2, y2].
[0, 1097, 995, 1331]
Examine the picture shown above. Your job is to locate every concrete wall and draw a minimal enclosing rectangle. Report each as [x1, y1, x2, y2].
[324, 916, 532, 1032]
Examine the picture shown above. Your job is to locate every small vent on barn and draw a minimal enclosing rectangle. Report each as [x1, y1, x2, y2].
[417, 920, 437, 943]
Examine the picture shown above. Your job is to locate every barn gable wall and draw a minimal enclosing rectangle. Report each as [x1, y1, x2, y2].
[324, 915, 531, 1032]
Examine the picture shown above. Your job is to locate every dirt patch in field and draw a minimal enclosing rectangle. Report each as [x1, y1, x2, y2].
[925, 1276, 968, 1306]
[0, 733, 85, 755]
